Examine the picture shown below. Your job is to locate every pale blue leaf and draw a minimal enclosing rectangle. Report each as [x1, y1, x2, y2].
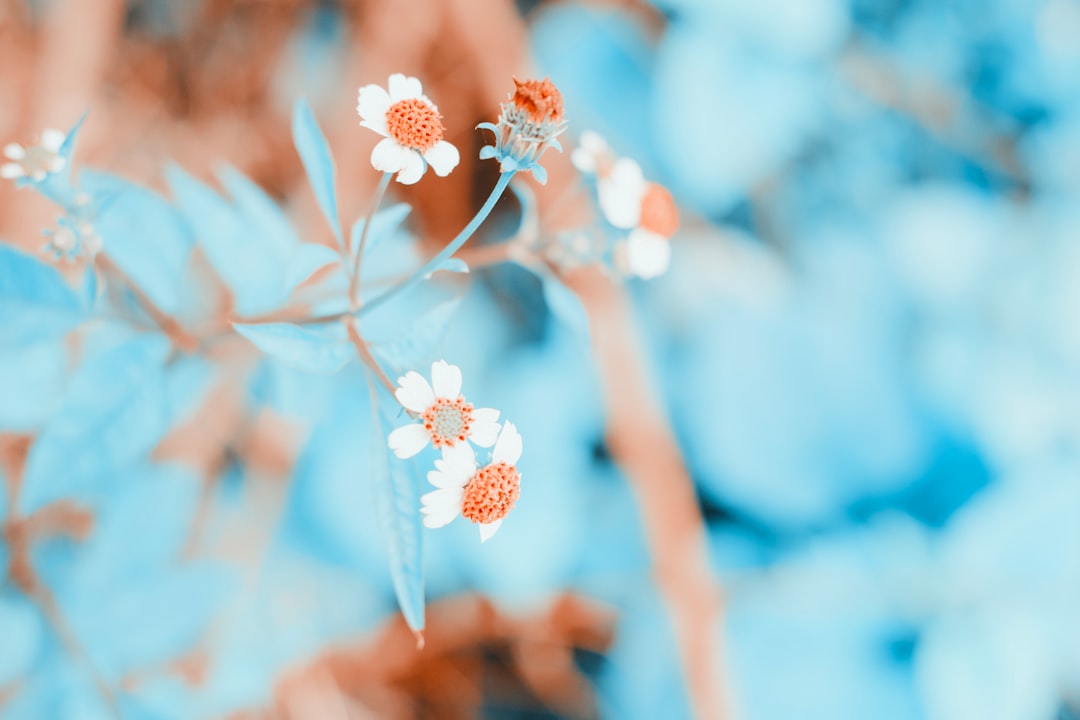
[21, 336, 210, 513]
[80, 170, 193, 315]
[284, 242, 340, 294]
[0, 340, 68, 430]
[372, 392, 425, 632]
[293, 99, 343, 244]
[351, 203, 412, 262]
[530, 163, 548, 185]
[540, 271, 590, 341]
[479, 145, 498, 160]
[216, 165, 301, 260]
[0, 243, 85, 348]
[234, 321, 353, 374]
[0, 595, 43, 686]
[165, 165, 284, 315]
[371, 298, 460, 372]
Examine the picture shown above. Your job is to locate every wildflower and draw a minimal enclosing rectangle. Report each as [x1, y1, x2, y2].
[420, 422, 523, 542]
[42, 214, 102, 262]
[2, 129, 66, 182]
[478, 77, 567, 184]
[387, 360, 500, 459]
[356, 74, 460, 185]
[573, 132, 679, 279]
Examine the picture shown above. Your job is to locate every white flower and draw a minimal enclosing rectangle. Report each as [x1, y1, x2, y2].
[617, 229, 671, 280]
[570, 130, 613, 176]
[387, 360, 500, 459]
[356, 74, 460, 185]
[2, 129, 66, 182]
[420, 422, 523, 543]
[598, 158, 648, 230]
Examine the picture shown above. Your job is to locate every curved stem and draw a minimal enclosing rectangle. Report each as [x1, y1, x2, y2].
[349, 171, 392, 308]
[344, 317, 397, 396]
[357, 171, 514, 319]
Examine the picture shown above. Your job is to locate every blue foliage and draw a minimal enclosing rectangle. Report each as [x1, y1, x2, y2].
[233, 321, 353, 374]
[292, 99, 343, 247]
[0, 244, 86, 348]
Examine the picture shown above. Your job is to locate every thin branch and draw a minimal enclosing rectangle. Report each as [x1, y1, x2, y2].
[97, 255, 199, 352]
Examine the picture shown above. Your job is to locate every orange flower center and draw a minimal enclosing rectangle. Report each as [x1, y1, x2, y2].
[385, 98, 444, 152]
[461, 462, 521, 524]
[511, 77, 564, 124]
[422, 397, 473, 448]
[639, 183, 679, 238]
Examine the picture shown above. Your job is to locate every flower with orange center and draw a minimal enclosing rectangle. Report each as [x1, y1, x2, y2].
[357, 74, 460, 185]
[387, 360, 500, 459]
[478, 77, 568, 185]
[2, 128, 66, 183]
[420, 422, 523, 543]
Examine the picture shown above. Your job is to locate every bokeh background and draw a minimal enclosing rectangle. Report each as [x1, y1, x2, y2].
[2, 0, 1080, 718]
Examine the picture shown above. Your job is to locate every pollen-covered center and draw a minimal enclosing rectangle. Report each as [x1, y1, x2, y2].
[461, 462, 521, 524]
[385, 98, 444, 152]
[21, 146, 60, 176]
[511, 77, 564, 124]
[639, 182, 679, 238]
[422, 397, 473, 448]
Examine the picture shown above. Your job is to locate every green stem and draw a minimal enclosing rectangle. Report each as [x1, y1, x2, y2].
[349, 171, 392, 308]
[357, 171, 515, 319]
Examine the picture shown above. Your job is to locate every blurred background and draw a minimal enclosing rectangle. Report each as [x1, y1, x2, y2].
[2, 0, 1080, 718]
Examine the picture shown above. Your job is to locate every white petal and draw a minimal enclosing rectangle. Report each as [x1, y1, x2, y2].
[356, 83, 391, 133]
[387, 423, 430, 459]
[41, 129, 65, 151]
[394, 150, 426, 185]
[423, 141, 460, 177]
[491, 421, 522, 466]
[421, 493, 463, 528]
[394, 370, 435, 412]
[430, 360, 462, 399]
[441, 441, 477, 475]
[470, 420, 500, 448]
[3, 143, 24, 160]
[0, 163, 25, 179]
[388, 73, 423, 102]
[371, 137, 410, 174]
[571, 147, 596, 174]
[479, 519, 503, 543]
[427, 461, 472, 489]
[47, 157, 66, 173]
[627, 229, 671, 279]
[473, 407, 499, 423]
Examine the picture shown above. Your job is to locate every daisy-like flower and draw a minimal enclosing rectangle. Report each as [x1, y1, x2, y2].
[2, 128, 66, 183]
[573, 132, 679, 279]
[478, 77, 567, 184]
[387, 360, 501, 459]
[356, 74, 460, 185]
[420, 422, 523, 542]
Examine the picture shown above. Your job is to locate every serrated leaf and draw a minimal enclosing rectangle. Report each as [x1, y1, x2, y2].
[540, 270, 590, 341]
[166, 165, 284, 315]
[284, 242, 340, 294]
[234, 321, 353, 374]
[370, 298, 460, 372]
[371, 388, 425, 633]
[350, 202, 411, 262]
[80, 170, 194, 316]
[0, 243, 86, 348]
[293, 99, 343, 246]
[21, 336, 210, 513]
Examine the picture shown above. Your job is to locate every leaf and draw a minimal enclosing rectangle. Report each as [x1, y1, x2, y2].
[293, 99, 343, 245]
[80, 170, 194, 316]
[233, 321, 353, 374]
[370, 298, 461, 371]
[0, 243, 85, 348]
[165, 165, 284, 315]
[284, 242, 340, 294]
[21, 335, 210, 513]
[371, 389, 425, 633]
[217, 165, 300, 260]
[350, 203, 412, 262]
[539, 270, 590, 341]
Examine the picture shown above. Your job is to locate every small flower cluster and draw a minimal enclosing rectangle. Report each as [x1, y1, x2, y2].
[478, 77, 568, 184]
[388, 360, 523, 543]
[2, 128, 66, 183]
[573, 131, 680, 279]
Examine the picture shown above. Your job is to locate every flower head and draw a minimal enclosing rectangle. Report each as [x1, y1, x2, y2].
[420, 422, 523, 542]
[478, 77, 567, 185]
[387, 360, 501, 459]
[42, 203, 102, 262]
[573, 132, 679, 279]
[357, 74, 460, 185]
[2, 129, 66, 183]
